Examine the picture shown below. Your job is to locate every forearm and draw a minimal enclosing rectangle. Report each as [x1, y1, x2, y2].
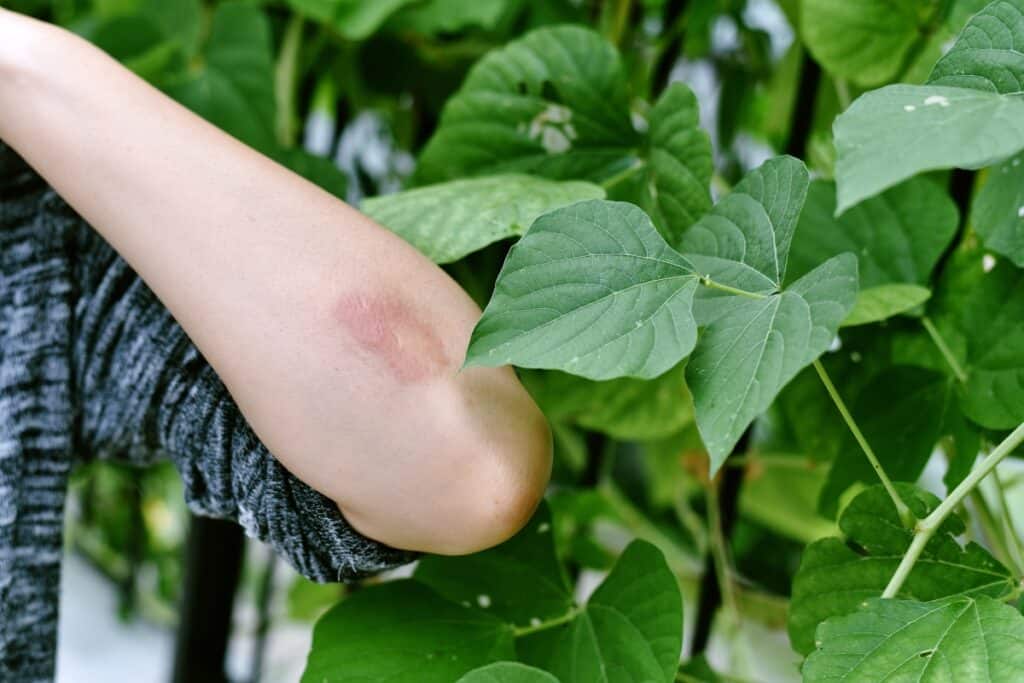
[0, 11, 551, 553]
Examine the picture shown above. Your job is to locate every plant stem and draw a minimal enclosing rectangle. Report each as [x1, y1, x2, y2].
[707, 476, 740, 623]
[813, 360, 915, 527]
[274, 14, 304, 148]
[834, 78, 852, 110]
[600, 161, 645, 190]
[993, 473, 1024, 576]
[922, 316, 967, 383]
[970, 489, 1016, 571]
[883, 422, 1024, 597]
[605, 0, 633, 46]
[512, 607, 582, 638]
[699, 276, 769, 300]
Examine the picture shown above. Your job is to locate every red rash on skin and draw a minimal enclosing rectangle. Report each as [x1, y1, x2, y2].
[334, 291, 451, 383]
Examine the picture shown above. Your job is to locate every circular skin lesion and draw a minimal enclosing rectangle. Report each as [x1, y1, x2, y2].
[333, 290, 452, 384]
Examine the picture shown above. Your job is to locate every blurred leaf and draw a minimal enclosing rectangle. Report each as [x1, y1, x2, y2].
[801, 1, 944, 86]
[362, 174, 604, 263]
[286, 0, 419, 40]
[843, 284, 931, 326]
[972, 156, 1024, 267]
[818, 367, 958, 513]
[739, 455, 834, 544]
[389, 0, 520, 34]
[456, 663, 559, 683]
[165, 1, 277, 153]
[417, 26, 711, 242]
[789, 178, 958, 289]
[522, 363, 693, 441]
[931, 255, 1024, 429]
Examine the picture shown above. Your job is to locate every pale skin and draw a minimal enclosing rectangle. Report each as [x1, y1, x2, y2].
[0, 9, 553, 555]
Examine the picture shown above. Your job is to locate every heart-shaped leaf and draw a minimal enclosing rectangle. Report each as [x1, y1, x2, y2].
[804, 596, 1024, 681]
[465, 200, 700, 380]
[789, 484, 1016, 655]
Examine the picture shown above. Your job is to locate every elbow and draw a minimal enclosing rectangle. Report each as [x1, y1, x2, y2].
[449, 411, 553, 555]
[337, 368, 553, 557]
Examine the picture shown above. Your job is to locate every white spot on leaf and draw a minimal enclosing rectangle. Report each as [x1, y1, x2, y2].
[537, 522, 550, 533]
[924, 95, 950, 107]
[477, 594, 492, 608]
[983, 254, 997, 272]
[904, 105, 916, 112]
[527, 104, 577, 155]
[530, 617, 543, 627]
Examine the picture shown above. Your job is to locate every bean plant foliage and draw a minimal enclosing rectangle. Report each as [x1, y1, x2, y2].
[18, 0, 1024, 680]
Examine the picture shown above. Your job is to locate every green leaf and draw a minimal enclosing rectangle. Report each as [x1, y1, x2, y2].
[930, 0, 1024, 93]
[817, 367, 956, 512]
[972, 155, 1024, 267]
[834, 1, 1024, 211]
[633, 83, 714, 239]
[278, 148, 348, 199]
[521, 363, 693, 441]
[416, 26, 635, 183]
[456, 663, 560, 683]
[789, 484, 1016, 655]
[790, 178, 958, 289]
[686, 253, 857, 470]
[388, 0, 516, 34]
[286, 0, 418, 39]
[165, 2, 277, 154]
[301, 580, 515, 682]
[933, 255, 1024, 429]
[833, 84, 1024, 212]
[803, 596, 1024, 682]
[518, 540, 683, 683]
[801, 0, 943, 87]
[361, 175, 604, 264]
[465, 200, 699, 380]
[843, 284, 931, 326]
[679, 158, 856, 469]
[414, 503, 573, 629]
[682, 155, 809, 296]
[416, 26, 711, 242]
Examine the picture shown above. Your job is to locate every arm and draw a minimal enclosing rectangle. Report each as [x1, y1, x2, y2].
[0, 10, 552, 555]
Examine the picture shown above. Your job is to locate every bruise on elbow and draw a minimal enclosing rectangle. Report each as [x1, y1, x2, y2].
[333, 290, 451, 383]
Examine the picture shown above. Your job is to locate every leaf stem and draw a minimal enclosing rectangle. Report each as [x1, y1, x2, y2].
[274, 13, 304, 148]
[511, 607, 582, 638]
[883, 422, 1024, 598]
[600, 162, 645, 191]
[921, 316, 967, 383]
[813, 360, 915, 528]
[833, 78, 852, 110]
[992, 472, 1024, 576]
[707, 476, 740, 622]
[699, 276, 770, 300]
[970, 489, 1016, 571]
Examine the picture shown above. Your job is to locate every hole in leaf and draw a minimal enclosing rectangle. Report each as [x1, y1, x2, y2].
[541, 80, 563, 104]
[919, 649, 934, 658]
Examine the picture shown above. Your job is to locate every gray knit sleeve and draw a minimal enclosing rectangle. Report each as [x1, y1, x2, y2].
[61, 196, 419, 582]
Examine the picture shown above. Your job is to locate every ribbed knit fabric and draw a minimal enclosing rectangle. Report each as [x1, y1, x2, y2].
[0, 142, 418, 682]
